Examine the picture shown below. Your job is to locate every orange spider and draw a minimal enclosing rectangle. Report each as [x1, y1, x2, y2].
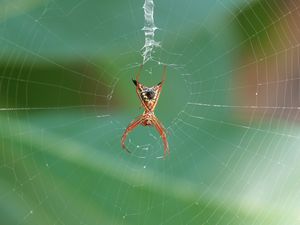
[121, 64, 169, 157]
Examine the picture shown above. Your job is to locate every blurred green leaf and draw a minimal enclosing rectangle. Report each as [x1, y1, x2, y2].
[1, 112, 300, 224]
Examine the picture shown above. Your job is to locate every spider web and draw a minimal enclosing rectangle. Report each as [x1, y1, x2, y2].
[1, 0, 300, 225]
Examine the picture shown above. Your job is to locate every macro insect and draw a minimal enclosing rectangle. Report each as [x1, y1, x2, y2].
[121, 64, 169, 157]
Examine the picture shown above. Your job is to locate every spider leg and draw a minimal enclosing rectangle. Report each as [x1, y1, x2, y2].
[152, 116, 169, 157]
[157, 64, 167, 86]
[136, 64, 143, 82]
[132, 64, 143, 86]
[121, 115, 143, 153]
[161, 64, 167, 83]
[152, 65, 167, 110]
[133, 64, 151, 112]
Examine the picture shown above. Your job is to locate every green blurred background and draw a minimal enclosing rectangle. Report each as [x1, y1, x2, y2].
[1, 0, 300, 224]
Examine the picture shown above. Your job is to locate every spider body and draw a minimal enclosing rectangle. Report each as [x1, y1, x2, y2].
[140, 112, 154, 126]
[121, 64, 169, 157]
[144, 89, 155, 100]
[134, 80, 161, 111]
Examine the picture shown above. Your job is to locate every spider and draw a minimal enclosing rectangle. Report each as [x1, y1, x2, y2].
[121, 64, 169, 157]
